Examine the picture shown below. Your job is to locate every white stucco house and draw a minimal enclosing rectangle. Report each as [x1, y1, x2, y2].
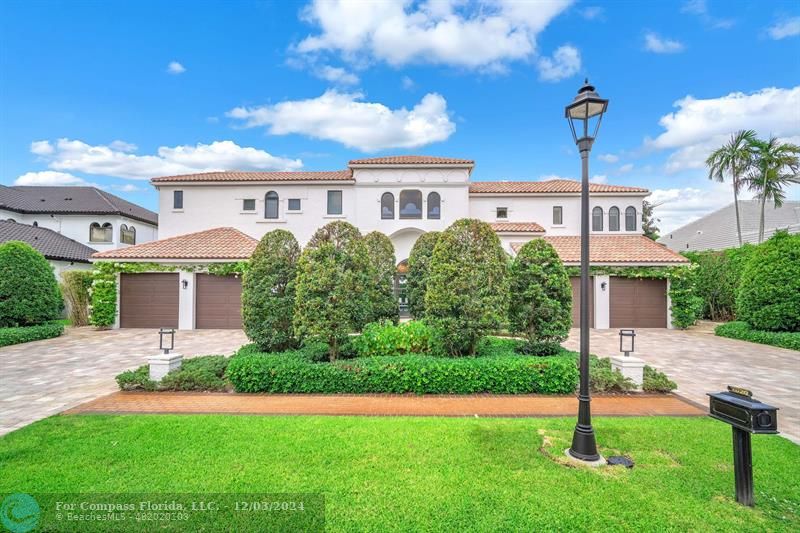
[92, 155, 687, 331]
[0, 185, 158, 276]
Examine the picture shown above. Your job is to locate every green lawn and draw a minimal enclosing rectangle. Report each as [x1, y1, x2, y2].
[1, 415, 797, 532]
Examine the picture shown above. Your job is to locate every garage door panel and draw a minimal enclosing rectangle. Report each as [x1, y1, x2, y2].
[195, 274, 242, 329]
[120, 273, 179, 328]
[609, 278, 667, 328]
[570, 276, 594, 328]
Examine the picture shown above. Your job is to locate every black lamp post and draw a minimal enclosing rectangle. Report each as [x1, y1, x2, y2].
[565, 79, 609, 462]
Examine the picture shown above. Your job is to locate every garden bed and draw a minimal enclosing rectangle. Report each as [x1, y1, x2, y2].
[715, 321, 800, 351]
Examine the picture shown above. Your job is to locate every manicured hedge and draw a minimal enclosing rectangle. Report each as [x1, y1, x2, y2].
[715, 321, 800, 351]
[116, 355, 229, 391]
[227, 352, 579, 394]
[0, 322, 64, 347]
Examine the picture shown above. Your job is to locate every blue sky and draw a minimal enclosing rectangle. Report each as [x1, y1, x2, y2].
[1, 0, 798, 232]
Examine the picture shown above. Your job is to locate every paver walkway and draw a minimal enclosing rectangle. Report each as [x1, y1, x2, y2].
[564, 325, 800, 443]
[67, 392, 703, 417]
[0, 327, 246, 435]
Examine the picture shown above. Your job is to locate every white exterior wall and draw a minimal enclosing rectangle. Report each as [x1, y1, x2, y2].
[0, 210, 157, 251]
[50, 259, 93, 280]
[593, 275, 611, 329]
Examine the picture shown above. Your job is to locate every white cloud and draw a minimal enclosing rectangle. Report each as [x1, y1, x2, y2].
[295, 0, 573, 71]
[590, 174, 607, 184]
[30, 139, 303, 180]
[536, 45, 581, 82]
[109, 140, 137, 152]
[401, 75, 415, 90]
[579, 6, 604, 20]
[647, 86, 800, 172]
[644, 32, 685, 53]
[167, 61, 186, 74]
[618, 163, 634, 173]
[680, 0, 734, 29]
[227, 90, 455, 152]
[30, 140, 54, 156]
[314, 65, 359, 85]
[767, 17, 800, 40]
[650, 182, 746, 233]
[14, 171, 92, 186]
[598, 153, 619, 163]
[111, 183, 144, 193]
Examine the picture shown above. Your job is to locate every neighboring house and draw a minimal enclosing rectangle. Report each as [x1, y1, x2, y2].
[658, 200, 800, 252]
[0, 220, 97, 277]
[93, 155, 687, 331]
[0, 185, 158, 255]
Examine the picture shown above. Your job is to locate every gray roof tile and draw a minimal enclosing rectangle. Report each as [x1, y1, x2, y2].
[0, 220, 96, 263]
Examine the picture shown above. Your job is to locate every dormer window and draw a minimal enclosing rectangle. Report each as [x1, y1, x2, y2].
[90, 222, 113, 243]
[496, 207, 508, 219]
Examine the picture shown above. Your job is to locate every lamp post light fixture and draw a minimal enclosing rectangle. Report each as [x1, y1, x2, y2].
[158, 327, 175, 355]
[565, 79, 609, 463]
[619, 329, 636, 357]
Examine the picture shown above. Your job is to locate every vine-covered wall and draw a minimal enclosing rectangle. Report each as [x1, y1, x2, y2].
[89, 261, 249, 328]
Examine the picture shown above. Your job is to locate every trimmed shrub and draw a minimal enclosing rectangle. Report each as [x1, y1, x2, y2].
[0, 322, 64, 347]
[683, 245, 756, 321]
[643, 365, 678, 393]
[715, 321, 800, 351]
[60, 270, 93, 327]
[242, 229, 300, 351]
[352, 320, 434, 357]
[294, 221, 371, 361]
[737, 232, 800, 332]
[116, 355, 229, 391]
[363, 231, 399, 325]
[668, 267, 704, 329]
[0, 241, 62, 327]
[589, 357, 636, 393]
[226, 352, 579, 394]
[425, 220, 509, 356]
[406, 231, 440, 319]
[509, 239, 572, 355]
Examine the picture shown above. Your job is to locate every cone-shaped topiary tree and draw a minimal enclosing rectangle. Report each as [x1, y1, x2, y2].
[294, 221, 371, 360]
[508, 239, 572, 355]
[363, 231, 399, 325]
[242, 229, 300, 351]
[736, 231, 800, 332]
[0, 241, 62, 327]
[425, 219, 508, 356]
[406, 231, 440, 319]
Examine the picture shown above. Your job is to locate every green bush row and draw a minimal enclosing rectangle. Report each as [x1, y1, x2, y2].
[715, 321, 800, 351]
[589, 357, 677, 393]
[226, 352, 579, 394]
[116, 355, 229, 391]
[0, 322, 64, 347]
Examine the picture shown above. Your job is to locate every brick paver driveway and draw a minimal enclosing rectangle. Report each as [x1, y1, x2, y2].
[0, 327, 246, 436]
[564, 326, 800, 443]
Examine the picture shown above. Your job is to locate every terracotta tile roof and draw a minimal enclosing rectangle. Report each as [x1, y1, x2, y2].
[510, 235, 689, 264]
[349, 155, 474, 165]
[92, 227, 257, 260]
[469, 179, 648, 194]
[489, 222, 545, 233]
[150, 170, 353, 183]
[0, 220, 96, 263]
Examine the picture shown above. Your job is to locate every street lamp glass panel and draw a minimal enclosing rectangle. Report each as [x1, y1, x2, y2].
[619, 329, 636, 354]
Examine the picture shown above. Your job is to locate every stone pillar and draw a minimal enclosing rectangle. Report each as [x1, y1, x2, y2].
[594, 275, 610, 329]
[148, 353, 183, 381]
[611, 356, 645, 390]
[178, 271, 195, 330]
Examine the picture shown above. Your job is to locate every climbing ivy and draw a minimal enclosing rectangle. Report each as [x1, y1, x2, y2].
[89, 261, 248, 328]
[563, 265, 700, 329]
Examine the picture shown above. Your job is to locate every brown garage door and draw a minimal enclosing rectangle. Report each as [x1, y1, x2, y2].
[195, 274, 243, 329]
[120, 273, 179, 328]
[570, 276, 594, 328]
[610, 277, 667, 328]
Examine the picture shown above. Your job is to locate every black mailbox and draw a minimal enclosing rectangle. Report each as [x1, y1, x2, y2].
[708, 387, 778, 434]
[707, 386, 779, 507]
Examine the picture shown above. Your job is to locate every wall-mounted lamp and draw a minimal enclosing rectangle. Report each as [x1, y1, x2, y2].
[619, 329, 636, 357]
[601, 281, 607, 291]
[181, 279, 189, 290]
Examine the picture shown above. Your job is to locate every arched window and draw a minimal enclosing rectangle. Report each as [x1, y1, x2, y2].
[120, 224, 136, 245]
[609, 207, 620, 231]
[90, 222, 112, 242]
[399, 190, 422, 219]
[592, 207, 603, 231]
[427, 192, 441, 219]
[381, 192, 395, 219]
[625, 206, 637, 231]
[265, 191, 279, 219]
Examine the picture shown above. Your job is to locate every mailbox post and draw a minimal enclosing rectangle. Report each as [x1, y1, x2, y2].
[707, 386, 779, 507]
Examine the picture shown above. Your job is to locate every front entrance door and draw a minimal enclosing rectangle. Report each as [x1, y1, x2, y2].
[395, 260, 409, 317]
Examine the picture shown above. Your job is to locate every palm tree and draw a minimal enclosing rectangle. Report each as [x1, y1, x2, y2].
[706, 130, 757, 246]
[746, 136, 800, 243]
